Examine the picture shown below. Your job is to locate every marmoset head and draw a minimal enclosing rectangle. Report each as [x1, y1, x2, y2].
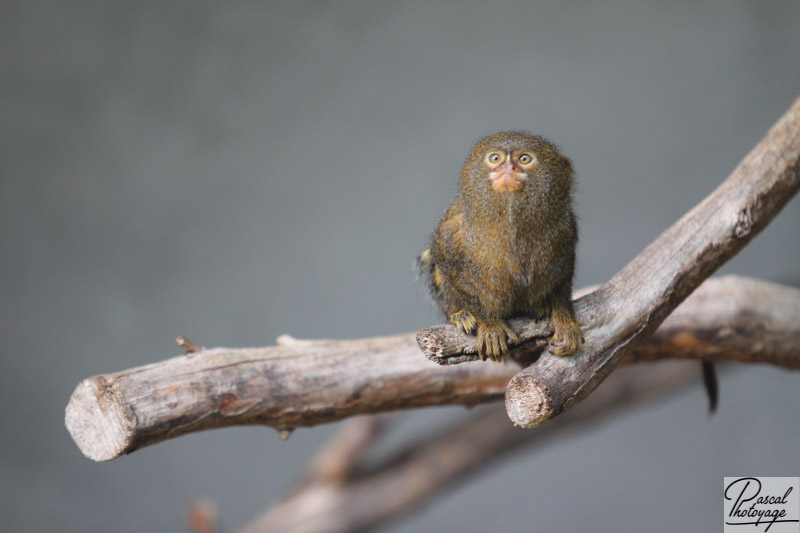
[459, 131, 573, 199]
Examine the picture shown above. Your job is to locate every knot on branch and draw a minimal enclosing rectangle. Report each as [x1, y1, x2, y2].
[734, 206, 753, 238]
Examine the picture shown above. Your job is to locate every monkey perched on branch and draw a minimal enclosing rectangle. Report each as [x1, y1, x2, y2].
[420, 131, 584, 361]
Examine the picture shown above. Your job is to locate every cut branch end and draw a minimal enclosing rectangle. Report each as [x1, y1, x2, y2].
[505, 373, 552, 428]
[65, 378, 133, 462]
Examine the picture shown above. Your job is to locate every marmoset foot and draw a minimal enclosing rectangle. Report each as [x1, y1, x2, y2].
[550, 313, 584, 356]
[477, 320, 519, 362]
[449, 309, 477, 335]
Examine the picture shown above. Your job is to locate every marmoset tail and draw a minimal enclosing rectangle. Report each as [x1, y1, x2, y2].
[420, 131, 584, 361]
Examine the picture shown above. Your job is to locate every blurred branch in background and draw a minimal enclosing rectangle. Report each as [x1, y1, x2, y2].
[237, 362, 708, 533]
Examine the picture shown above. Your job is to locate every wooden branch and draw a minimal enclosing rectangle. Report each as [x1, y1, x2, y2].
[239, 362, 701, 533]
[65, 333, 515, 462]
[500, 96, 800, 427]
[65, 276, 800, 462]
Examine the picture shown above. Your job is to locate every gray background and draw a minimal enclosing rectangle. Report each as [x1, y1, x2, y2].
[2, 1, 799, 532]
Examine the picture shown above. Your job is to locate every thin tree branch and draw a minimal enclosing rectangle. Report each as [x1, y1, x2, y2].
[65, 276, 800, 462]
[301, 414, 391, 486]
[239, 361, 701, 533]
[501, 95, 800, 427]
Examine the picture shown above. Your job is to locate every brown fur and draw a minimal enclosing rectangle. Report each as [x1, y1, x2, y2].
[421, 131, 583, 361]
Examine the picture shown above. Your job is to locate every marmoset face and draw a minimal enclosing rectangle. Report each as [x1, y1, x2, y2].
[483, 147, 538, 192]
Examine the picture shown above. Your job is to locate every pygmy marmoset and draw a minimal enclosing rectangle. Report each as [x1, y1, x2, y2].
[420, 131, 584, 361]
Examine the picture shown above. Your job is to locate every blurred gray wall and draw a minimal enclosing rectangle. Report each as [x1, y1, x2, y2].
[2, 1, 799, 532]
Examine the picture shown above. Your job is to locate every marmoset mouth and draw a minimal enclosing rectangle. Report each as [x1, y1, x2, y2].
[489, 171, 526, 192]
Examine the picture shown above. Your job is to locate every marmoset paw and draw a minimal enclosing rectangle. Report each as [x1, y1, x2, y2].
[450, 309, 477, 335]
[550, 320, 584, 356]
[477, 321, 519, 362]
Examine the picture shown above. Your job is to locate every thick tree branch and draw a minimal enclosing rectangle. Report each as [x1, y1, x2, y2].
[239, 362, 702, 533]
[65, 276, 800, 461]
[499, 96, 800, 427]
